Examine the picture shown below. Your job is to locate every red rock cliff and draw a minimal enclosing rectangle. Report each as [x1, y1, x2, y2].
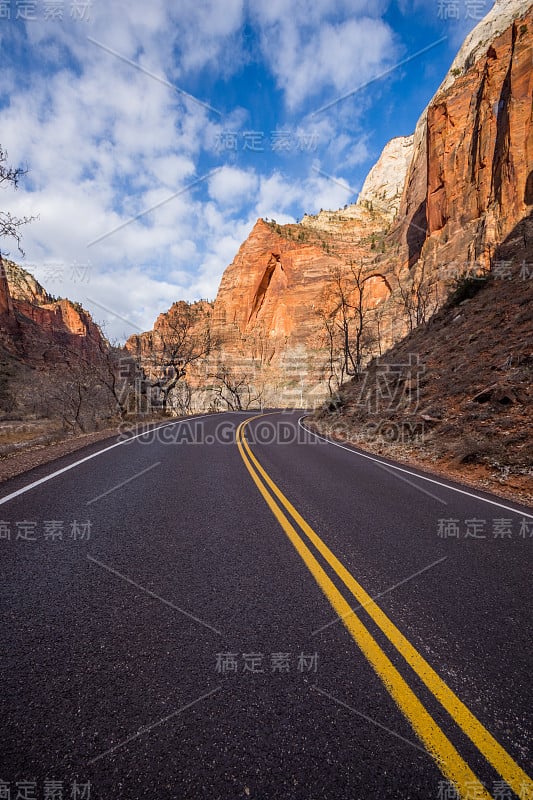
[397, 2, 532, 274]
[0, 259, 108, 364]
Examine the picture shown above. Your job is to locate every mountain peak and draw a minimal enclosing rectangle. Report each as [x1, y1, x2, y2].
[437, 0, 532, 95]
[357, 135, 415, 220]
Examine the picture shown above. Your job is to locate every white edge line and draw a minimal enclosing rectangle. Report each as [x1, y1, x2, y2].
[86, 461, 161, 505]
[298, 417, 533, 520]
[0, 413, 214, 507]
[377, 462, 448, 506]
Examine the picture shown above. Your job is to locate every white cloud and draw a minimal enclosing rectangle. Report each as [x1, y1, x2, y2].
[0, 0, 401, 341]
[173, 0, 246, 74]
[0, 0, 249, 341]
[208, 166, 259, 208]
[150, 155, 196, 187]
[249, 0, 396, 109]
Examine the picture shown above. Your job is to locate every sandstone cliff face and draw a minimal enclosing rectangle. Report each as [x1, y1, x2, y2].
[15, 298, 104, 348]
[0, 260, 14, 317]
[438, 0, 530, 95]
[0, 258, 107, 365]
[397, 3, 532, 274]
[207, 215, 397, 405]
[129, 1, 533, 411]
[209, 218, 346, 403]
[212, 219, 336, 345]
[4, 260, 51, 305]
[0, 259, 129, 427]
[130, 211, 396, 410]
[126, 299, 212, 367]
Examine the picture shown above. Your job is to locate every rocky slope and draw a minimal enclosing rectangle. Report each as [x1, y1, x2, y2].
[310, 210, 533, 504]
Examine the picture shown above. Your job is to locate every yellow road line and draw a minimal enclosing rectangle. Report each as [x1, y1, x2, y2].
[237, 416, 531, 798]
[236, 420, 490, 798]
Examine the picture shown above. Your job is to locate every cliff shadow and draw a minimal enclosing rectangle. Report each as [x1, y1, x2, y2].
[524, 170, 533, 206]
[406, 200, 428, 268]
[491, 208, 533, 264]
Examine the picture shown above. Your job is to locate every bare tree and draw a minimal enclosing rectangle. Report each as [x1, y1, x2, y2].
[149, 301, 212, 412]
[317, 305, 346, 397]
[210, 366, 263, 411]
[348, 261, 378, 376]
[319, 262, 382, 393]
[0, 145, 37, 256]
[40, 337, 138, 432]
[93, 342, 143, 420]
[372, 302, 388, 357]
[172, 380, 193, 415]
[394, 261, 438, 332]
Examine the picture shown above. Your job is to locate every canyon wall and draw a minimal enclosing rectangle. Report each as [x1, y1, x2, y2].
[397, 0, 533, 275]
[0, 258, 126, 427]
[129, 1, 533, 410]
[0, 259, 107, 363]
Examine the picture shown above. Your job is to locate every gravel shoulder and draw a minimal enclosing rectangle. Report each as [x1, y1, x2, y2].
[305, 418, 533, 509]
[0, 418, 166, 485]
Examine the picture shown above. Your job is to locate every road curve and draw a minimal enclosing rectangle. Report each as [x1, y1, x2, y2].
[1, 410, 531, 800]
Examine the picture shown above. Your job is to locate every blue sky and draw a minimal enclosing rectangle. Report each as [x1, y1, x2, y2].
[0, 0, 491, 340]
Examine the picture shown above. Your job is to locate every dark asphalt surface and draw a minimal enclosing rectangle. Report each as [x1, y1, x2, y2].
[0, 410, 531, 800]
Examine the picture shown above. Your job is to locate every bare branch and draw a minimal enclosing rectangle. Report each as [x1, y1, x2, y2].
[148, 301, 211, 412]
[0, 146, 38, 256]
[209, 366, 263, 411]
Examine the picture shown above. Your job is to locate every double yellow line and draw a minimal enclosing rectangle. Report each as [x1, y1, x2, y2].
[236, 414, 531, 800]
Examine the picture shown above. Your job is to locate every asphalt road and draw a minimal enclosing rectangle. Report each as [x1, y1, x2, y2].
[0, 410, 531, 800]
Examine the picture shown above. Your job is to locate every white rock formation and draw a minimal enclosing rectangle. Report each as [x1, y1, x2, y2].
[300, 205, 369, 231]
[356, 135, 415, 219]
[4, 260, 51, 305]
